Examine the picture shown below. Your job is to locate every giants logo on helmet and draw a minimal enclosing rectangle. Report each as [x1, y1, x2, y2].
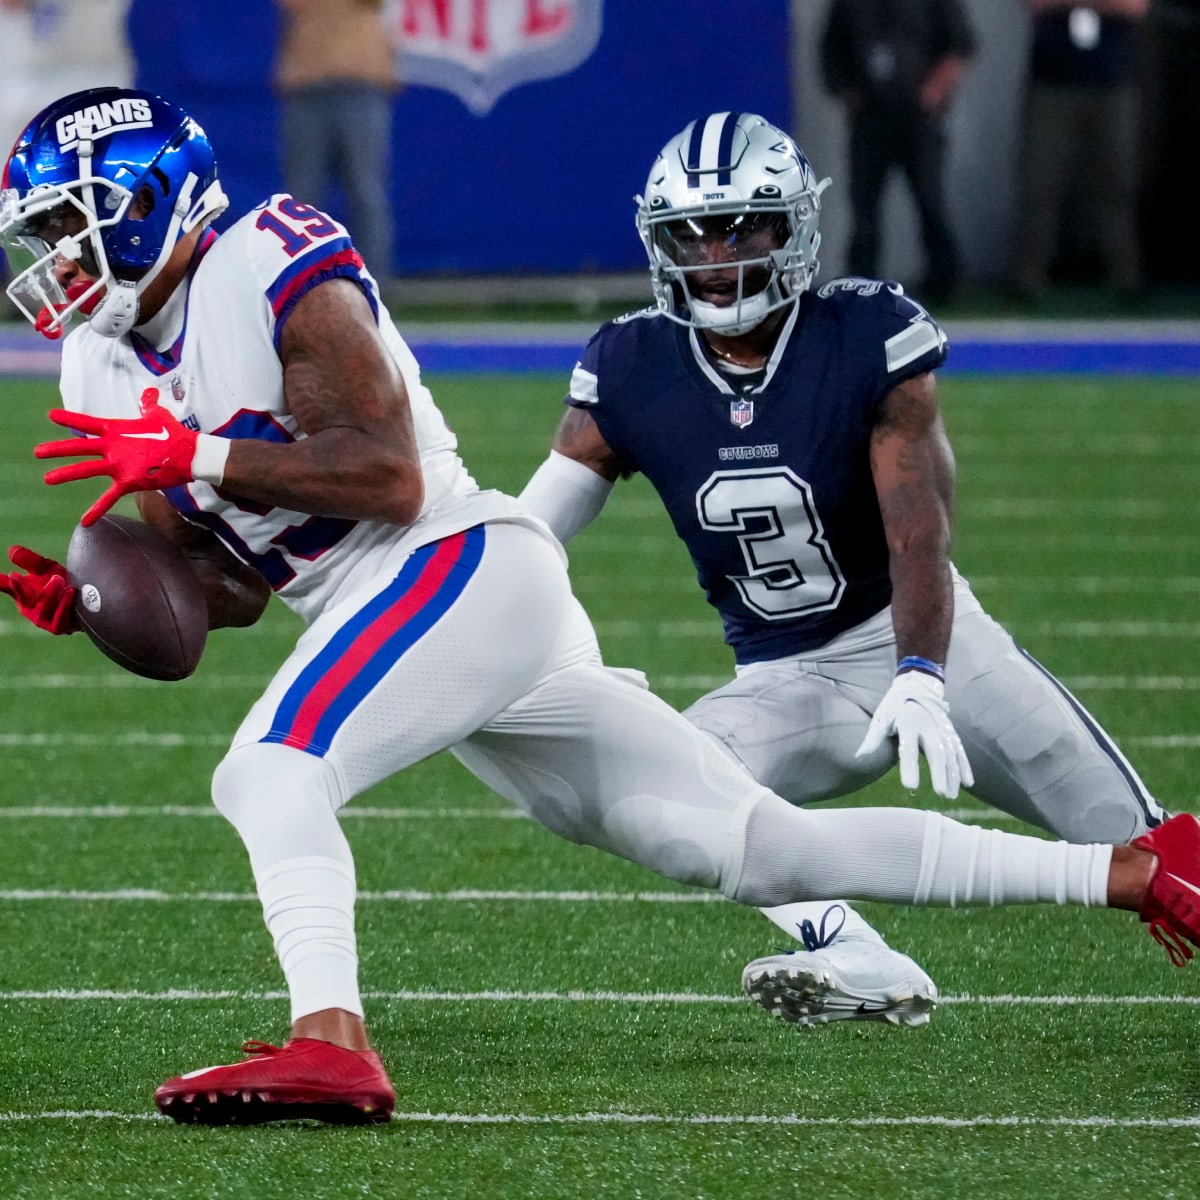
[392, 0, 602, 115]
[56, 97, 154, 152]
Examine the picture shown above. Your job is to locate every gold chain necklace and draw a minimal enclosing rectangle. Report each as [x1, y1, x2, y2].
[705, 339, 765, 369]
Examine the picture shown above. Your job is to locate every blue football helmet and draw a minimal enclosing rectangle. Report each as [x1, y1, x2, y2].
[0, 87, 228, 339]
[635, 112, 830, 336]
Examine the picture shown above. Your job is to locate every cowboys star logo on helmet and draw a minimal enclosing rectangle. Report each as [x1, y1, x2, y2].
[0, 87, 229, 341]
[635, 112, 831, 337]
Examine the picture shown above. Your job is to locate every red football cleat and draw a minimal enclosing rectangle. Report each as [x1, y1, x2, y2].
[155, 1038, 395, 1125]
[1133, 813, 1200, 967]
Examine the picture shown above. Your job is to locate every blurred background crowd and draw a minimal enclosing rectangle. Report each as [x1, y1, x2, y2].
[1, 0, 1197, 319]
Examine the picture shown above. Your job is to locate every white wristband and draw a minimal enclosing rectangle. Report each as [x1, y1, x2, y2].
[191, 433, 231, 486]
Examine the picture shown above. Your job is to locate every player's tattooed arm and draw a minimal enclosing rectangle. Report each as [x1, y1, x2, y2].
[550, 407, 625, 482]
[136, 491, 271, 629]
[869, 371, 956, 662]
[215, 278, 424, 526]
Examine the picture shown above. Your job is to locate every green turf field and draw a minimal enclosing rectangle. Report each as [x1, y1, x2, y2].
[0, 370, 1197, 1199]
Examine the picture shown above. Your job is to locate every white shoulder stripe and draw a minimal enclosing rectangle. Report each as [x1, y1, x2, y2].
[885, 319, 947, 373]
[569, 364, 599, 406]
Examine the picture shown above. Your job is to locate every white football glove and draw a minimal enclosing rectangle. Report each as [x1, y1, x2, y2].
[855, 669, 974, 800]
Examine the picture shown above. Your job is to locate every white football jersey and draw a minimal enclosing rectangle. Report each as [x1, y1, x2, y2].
[58, 196, 538, 624]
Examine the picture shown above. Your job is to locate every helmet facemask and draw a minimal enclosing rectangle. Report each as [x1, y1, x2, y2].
[0, 176, 135, 339]
[635, 113, 830, 336]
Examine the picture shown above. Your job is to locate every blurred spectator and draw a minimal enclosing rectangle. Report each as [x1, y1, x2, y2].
[1008, 0, 1148, 304]
[273, 0, 399, 289]
[1, 0, 133, 152]
[819, 0, 976, 305]
[1140, 0, 1200, 285]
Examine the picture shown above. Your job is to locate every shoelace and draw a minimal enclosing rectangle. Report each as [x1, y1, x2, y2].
[1149, 919, 1195, 968]
[239, 1040, 283, 1057]
[798, 903, 848, 952]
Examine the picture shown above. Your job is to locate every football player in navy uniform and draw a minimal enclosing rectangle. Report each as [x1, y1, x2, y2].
[2, 94, 1196, 1123]
[521, 111, 1170, 1027]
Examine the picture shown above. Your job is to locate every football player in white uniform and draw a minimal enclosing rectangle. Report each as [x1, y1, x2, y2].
[1, 90, 1197, 1126]
[520, 113, 1172, 1026]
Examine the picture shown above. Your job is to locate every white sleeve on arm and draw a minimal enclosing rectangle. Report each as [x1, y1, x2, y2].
[519, 449, 615, 544]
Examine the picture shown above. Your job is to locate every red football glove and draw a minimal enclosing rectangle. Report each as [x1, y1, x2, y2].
[35, 387, 199, 526]
[0, 546, 78, 635]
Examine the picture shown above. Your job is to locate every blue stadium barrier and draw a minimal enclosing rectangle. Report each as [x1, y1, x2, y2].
[2, 325, 1199, 379]
[410, 337, 1200, 376]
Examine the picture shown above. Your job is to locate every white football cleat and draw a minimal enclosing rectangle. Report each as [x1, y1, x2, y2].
[741, 936, 938, 1029]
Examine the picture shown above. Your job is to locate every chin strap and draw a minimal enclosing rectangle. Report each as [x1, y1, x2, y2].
[79, 173, 222, 341]
[688, 293, 772, 336]
[87, 279, 140, 338]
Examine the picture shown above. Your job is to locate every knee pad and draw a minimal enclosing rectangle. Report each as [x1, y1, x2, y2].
[212, 742, 349, 868]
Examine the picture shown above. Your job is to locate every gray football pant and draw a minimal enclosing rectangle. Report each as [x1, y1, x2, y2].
[685, 603, 1162, 846]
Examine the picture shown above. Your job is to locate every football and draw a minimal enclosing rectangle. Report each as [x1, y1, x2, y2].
[66, 514, 208, 681]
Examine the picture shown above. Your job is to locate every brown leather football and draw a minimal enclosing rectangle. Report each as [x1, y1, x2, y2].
[66, 514, 208, 680]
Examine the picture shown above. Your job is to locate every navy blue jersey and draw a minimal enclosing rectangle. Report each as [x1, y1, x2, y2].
[568, 279, 948, 664]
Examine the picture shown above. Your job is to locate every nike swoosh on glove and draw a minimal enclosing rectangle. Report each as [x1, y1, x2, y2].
[35, 387, 228, 527]
[855, 669, 974, 800]
[0, 545, 78, 634]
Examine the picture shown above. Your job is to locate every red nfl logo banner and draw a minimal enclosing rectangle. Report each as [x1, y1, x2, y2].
[390, 0, 603, 115]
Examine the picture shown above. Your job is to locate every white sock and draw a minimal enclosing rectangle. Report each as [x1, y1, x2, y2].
[914, 811, 1112, 907]
[212, 742, 364, 1022]
[258, 856, 362, 1022]
[736, 796, 1113, 909]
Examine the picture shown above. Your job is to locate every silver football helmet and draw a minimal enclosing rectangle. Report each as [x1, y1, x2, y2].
[635, 112, 830, 335]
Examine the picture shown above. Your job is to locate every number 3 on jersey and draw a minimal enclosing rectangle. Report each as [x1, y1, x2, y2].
[696, 468, 846, 619]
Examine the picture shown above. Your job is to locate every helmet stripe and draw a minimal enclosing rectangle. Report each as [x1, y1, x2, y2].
[696, 114, 726, 178]
[683, 112, 742, 189]
[684, 118, 705, 189]
[716, 110, 741, 185]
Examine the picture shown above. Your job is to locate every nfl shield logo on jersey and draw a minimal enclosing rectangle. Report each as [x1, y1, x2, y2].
[392, 0, 603, 115]
[730, 398, 754, 428]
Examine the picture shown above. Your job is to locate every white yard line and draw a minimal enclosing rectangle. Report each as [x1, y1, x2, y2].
[5, 618, 1200, 639]
[0, 888, 726, 903]
[0, 1109, 1196, 1128]
[655, 675, 1200, 693]
[8, 672, 1200, 693]
[0, 804, 1021, 823]
[0, 733, 231, 748]
[0, 804, 529, 819]
[1, 730, 1194, 750]
[5, 674, 272, 689]
[0, 987, 1196, 1006]
[1028, 622, 1200, 637]
[603, 498, 1176, 519]
[966, 576, 1200, 594]
[11, 672, 1200, 691]
[265, 1112, 1200, 1128]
